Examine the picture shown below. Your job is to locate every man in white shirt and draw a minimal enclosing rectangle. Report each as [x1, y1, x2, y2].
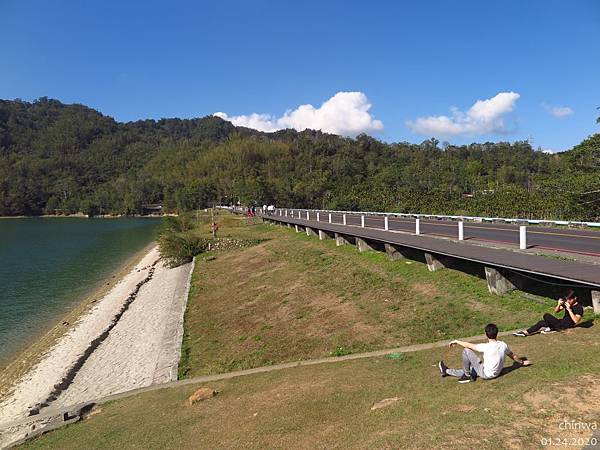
[438, 323, 531, 383]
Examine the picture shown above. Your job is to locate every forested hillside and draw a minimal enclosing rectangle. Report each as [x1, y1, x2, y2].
[1, 98, 598, 219]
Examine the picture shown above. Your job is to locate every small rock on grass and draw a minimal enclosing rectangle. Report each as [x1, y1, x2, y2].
[187, 387, 218, 406]
[371, 397, 401, 411]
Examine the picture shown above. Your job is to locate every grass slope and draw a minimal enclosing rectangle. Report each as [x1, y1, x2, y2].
[179, 213, 559, 377]
[24, 326, 600, 449]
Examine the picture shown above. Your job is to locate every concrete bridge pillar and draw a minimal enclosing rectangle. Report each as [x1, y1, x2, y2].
[592, 290, 600, 314]
[384, 243, 405, 261]
[306, 227, 317, 237]
[287, 223, 291, 228]
[356, 237, 374, 253]
[424, 252, 446, 272]
[335, 233, 351, 246]
[485, 267, 516, 295]
[295, 224, 301, 233]
[318, 230, 331, 240]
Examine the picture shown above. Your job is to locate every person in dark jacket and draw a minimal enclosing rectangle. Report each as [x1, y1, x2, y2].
[513, 290, 583, 336]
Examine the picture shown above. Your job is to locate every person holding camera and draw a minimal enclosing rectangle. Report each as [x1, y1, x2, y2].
[513, 290, 583, 337]
[439, 323, 531, 383]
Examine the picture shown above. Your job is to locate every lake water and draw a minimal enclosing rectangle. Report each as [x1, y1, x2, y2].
[0, 217, 161, 366]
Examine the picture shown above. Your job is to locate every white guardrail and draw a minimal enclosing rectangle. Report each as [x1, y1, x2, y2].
[223, 205, 600, 251]
[223, 206, 600, 229]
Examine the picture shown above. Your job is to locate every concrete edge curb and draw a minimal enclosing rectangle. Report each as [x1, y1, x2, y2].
[171, 256, 195, 382]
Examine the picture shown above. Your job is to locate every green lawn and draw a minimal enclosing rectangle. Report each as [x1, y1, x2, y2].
[178, 213, 569, 378]
[24, 325, 600, 450]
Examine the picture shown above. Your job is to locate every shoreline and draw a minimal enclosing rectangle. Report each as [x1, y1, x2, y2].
[0, 214, 172, 219]
[0, 244, 194, 446]
[0, 242, 157, 397]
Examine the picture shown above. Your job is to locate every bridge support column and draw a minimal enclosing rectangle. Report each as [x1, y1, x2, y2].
[287, 223, 291, 228]
[384, 243, 405, 261]
[318, 230, 331, 240]
[335, 233, 350, 246]
[356, 237, 374, 252]
[306, 227, 317, 237]
[592, 290, 600, 314]
[295, 224, 301, 233]
[485, 267, 516, 295]
[424, 252, 446, 272]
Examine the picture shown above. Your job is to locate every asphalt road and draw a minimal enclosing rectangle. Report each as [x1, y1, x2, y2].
[291, 212, 600, 257]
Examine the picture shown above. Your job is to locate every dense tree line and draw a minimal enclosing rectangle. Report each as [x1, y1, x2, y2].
[0, 97, 598, 219]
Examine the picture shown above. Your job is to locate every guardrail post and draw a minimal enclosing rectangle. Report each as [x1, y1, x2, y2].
[519, 226, 527, 249]
[415, 218, 420, 235]
[298, 210, 301, 219]
[361, 215, 365, 228]
[458, 221, 464, 240]
[285, 209, 288, 217]
[384, 216, 389, 231]
[343, 213, 347, 225]
[279, 210, 282, 216]
[329, 213, 332, 223]
[317, 212, 320, 222]
[306, 211, 310, 220]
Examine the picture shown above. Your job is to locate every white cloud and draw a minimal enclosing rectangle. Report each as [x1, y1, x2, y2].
[214, 91, 383, 137]
[545, 105, 574, 118]
[406, 92, 520, 136]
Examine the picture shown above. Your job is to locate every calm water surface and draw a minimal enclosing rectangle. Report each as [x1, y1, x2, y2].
[0, 217, 161, 366]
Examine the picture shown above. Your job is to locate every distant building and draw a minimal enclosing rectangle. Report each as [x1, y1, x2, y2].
[141, 204, 163, 214]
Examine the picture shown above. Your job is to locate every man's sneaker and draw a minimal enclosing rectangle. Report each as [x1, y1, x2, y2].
[512, 331, 527, 337]
[438, 361, 448, 377]
[541, 327, 557, 334]
[458, 374, 473, 383]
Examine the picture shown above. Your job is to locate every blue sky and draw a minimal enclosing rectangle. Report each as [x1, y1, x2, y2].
[1, 0, 599, 151]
